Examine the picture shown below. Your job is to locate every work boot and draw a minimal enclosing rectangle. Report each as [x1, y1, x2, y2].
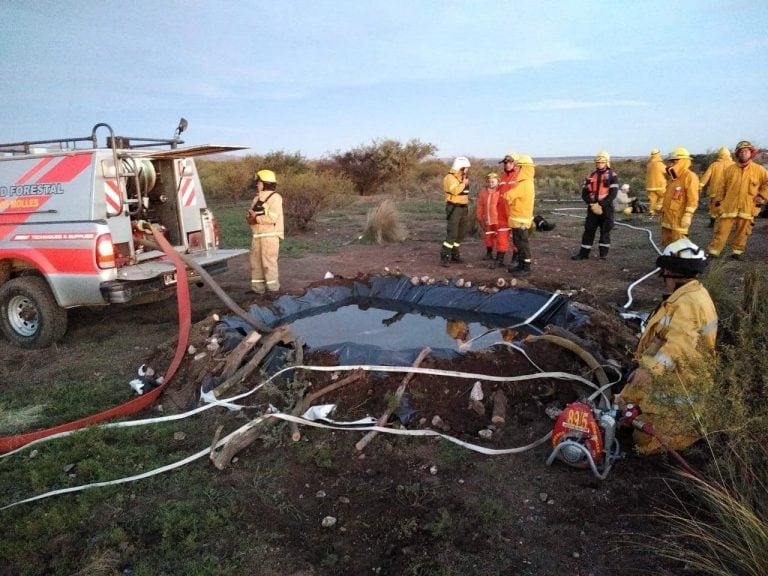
[484, 247, 494, 260]
[730, 253, 742, 261]
[571, 248, 590, 260]
[708, 217, 715, 228]
[491, 251, 506, 269]
[450, 247, 463, 263]
[508, 261, 531, 275]
[440, 246, 451, 266]
[599, 247, 609, 260]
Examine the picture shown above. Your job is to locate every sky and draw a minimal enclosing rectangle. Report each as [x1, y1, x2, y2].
[1, 1, 766, 160]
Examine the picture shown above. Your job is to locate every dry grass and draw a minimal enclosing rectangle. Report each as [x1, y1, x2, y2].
[361, 198, 407, 244]
[0, 404, 46, 435]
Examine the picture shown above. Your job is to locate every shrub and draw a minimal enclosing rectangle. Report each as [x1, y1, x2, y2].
[281, 171, 355, 233]
[361, 198, 407, 244]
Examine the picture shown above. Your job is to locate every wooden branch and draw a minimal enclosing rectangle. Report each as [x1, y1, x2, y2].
[290, 369, 365, 442]
[210, 416, 274, 470]
[355, 346, 431, 452]
[211, 324, 293, 399]
[220, 330, 262, 379]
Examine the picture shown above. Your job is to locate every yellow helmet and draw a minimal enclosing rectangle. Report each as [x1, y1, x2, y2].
[486, 172, 499, 179]
[516, 154, 535, 166]
[595, 150, 610, 163]
[499, 151, 519, 164]
[667, 147, 691, 160]
[255, 169, 277, 183]
[735, 140, 755, 153]
[650, 148, 661, 156]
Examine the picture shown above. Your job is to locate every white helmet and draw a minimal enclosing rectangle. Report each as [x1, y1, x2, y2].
[451, 156, 471, 171]
[656, 238, 707, 276]
[620, 184, 630, 191]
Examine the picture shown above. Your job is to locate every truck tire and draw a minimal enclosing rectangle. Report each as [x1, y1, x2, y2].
[0, 277, 68, 348]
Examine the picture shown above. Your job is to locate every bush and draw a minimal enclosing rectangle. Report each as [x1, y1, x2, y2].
[281, 171, 355, 233]
[361, 198, 407, 244]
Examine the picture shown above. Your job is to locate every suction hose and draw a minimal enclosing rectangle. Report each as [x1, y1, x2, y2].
[632, 419, 701, 479]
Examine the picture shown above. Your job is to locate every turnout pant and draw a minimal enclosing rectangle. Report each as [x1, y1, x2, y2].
[707, 217, 753, 256]
[579, 209, 614, 255]
[250, 234, 281, 292]
[442, 204, 470, 252]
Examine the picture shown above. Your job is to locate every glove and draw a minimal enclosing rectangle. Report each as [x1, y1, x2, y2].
[590, 203, 603, 216]
[626, 367, 652, 388]
[680, 212, 693, 229]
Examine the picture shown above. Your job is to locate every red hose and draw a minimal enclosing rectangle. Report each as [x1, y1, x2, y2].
[633, 419, 702, 479]
[0, 226, 191, 453]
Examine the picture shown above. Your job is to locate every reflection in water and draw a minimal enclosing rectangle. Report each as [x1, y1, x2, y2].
[289, 305, 509, 352]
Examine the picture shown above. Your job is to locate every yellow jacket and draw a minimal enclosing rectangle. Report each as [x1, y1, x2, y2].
[661, 158, 699, 233]
[250, 190, 284, 240]
[714, 161, 768, 221]
[646, 152, 667, 194]
[700, 149, 733, 196]
[443, 170, 469, 205]
[504, 163, 535, 229]
[634, 280, 717, 376]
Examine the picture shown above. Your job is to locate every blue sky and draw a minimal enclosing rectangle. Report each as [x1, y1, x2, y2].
[1, 1, 766, 159]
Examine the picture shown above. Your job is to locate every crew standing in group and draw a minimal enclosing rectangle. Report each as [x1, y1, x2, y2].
[707, 140, 768, 260]
[700, 146, 734, 227]
[572, 151, 619, 260]
[475, 172, 500, 260]
[440, 157, 472, 266]
[646, 149, 667, 216]
[247, 169, 284, 294]
[659, 147, 699, 248]
[504, 155, 536, 275]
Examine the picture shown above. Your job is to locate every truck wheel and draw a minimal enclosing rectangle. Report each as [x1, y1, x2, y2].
[0, 277, 68, 348]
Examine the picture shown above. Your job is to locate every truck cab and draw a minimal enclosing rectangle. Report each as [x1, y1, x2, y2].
[0, 119, 247, 348]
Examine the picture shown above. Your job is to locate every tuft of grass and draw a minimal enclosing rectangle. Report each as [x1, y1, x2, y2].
[0, 404, 46, 434]
[361, 198, 407, 244]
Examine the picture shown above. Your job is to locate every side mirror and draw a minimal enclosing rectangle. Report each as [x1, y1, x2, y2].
[174, 117, 188, 138]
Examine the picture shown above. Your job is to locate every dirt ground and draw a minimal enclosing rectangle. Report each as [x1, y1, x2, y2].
[3, 200, 766, 575]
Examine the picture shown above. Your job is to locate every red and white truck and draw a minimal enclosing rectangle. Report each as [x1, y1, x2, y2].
[0, 119, 246, 348]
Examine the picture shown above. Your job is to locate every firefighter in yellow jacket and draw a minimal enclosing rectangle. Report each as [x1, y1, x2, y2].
[700, 146, 734, 227]
[248, 169, 284, 294]
[660, 147, 699, 248]
[645, 149, 667, 216]
[707, 140, 768, 260]
[440, 157, 471, 266]
[503, 155, 535, 275]
[618, 238, 718, 455]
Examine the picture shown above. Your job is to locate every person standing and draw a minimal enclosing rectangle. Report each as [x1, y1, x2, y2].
[707, 140, 768, 260]
[617, 238, 717, 455]
[247, 169, 284, 294]
[659, 147, 699, 248]
[700, 146, 734, 227]
[493, 152, 519, 269]
[646, 148, 667, 216]
[440, 156, 471, 266]
[614, 183, 635, 215]
[504, 155, 536, 275]
[475, 172, 500, 260]
[572, 151, 619, 260]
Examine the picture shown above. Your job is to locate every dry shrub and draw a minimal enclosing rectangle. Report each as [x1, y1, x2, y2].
[362, 199, 407, 244]
[281, 171, 355, 233]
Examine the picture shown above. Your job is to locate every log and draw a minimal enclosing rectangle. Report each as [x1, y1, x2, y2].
[210, 416, 273, 470]
[491, 390, 508, 425]
[211, 324, 293, 399]
[220, 330, 262, 379]
[289, 369, 365, 442]
[355, 346, 431, 452]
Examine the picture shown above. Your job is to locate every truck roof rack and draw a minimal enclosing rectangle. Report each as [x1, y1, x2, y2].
[0, 119, 188, 155]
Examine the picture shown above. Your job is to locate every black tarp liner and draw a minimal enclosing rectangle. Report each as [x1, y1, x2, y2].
[218, 276, 588, 368]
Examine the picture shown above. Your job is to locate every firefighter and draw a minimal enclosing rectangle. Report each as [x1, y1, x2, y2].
[645, 148, 667, 216]
[475, 172, 500, 260]
[504, 154, 535, 275]
[614, 183, 635, 215]
[707, 140, 768, 260]
[699, 146, 734, 227]
[493, 152, 520, 269]
[572, 151, 619, 260]
[446, 319, 470, 345]
[617, 238, 717, 455]
[440, 157, 471, 266]
[247, 169, 284, 294]
[659, 147, 699, 248]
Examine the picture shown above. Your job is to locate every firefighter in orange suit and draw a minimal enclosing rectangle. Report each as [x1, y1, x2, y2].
[440, 157, 471, 266]
[700, 146, 734, 227]
[617, 239, 717, 455]
[660, 147, 699, 248]
[475, 172, 500, 260]
[707, 140, 768, 260]
[646, 149, 667, 216]
[248, 169, 284, 293]
[572, 151, 619, 260]
[504, 155, 535, 275]
[493, 152, 519, 269]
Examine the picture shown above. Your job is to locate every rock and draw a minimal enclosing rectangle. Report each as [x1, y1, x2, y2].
[455, 278, 465, 287]
[478, 429, 493, 439]
[429, 465, 438, 475]
[538, 492, 548, 502]
[321, 516, 337, 528]
[410, 276, 420, 286]
[173, 431, 186, 441]
[315, 490, 326, 498]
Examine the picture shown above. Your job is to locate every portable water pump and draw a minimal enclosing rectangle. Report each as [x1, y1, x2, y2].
[546, 401, 623, 479]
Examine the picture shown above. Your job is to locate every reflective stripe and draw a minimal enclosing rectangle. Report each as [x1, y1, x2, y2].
[701, 318, 718, 336]
[253, 232, 280, 239]
[654, 351, 675, 369]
